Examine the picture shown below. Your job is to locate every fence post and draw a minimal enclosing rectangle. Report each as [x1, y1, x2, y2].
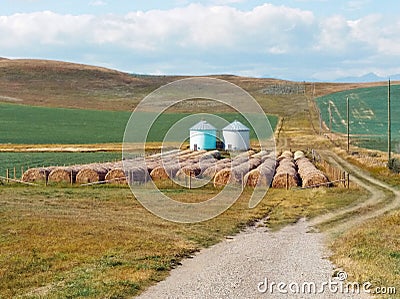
[21, 166, 24, 179]
[347, 173, 350, 189]
[70, 170, 73, 186]
[6, 169, 9, 183]
[13, 167, 16, 180]
[286, 173, 289, 190]
[342, 171, 346, 188]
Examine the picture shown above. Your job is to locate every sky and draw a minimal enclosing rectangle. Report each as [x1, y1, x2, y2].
[1, 0, 400, 81]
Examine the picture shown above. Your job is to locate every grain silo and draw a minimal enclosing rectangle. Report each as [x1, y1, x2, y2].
[190, 120, 217, 151]
[222, 120, 250, 151]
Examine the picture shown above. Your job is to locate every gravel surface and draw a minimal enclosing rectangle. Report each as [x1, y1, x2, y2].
[137, 219, 370, 298]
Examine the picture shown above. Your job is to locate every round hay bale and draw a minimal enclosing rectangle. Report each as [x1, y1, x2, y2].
[48, 168, 74, 183]
[278, 158, 296, 169]
[295, 157, 329, 187]
[150, 165, 180, 180]
[213, 168, 232, 187]
[175, 165, 201, 180]
[294, 150, 305, 161]
[301, 172, 329, 188]
[245, 160, 276, 187]
[201, 159, 231, 178]
[105, 168, 127, 184]
[22, 167, 52, 182]
[76, 168, 107, 184]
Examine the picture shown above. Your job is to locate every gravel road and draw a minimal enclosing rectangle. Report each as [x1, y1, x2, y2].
[137, 219, 370, 299]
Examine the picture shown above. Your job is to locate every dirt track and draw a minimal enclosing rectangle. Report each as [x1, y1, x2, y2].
[311, 151, 400, 234]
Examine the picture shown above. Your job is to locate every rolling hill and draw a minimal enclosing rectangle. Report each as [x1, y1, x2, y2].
[1, 58, 392, 112]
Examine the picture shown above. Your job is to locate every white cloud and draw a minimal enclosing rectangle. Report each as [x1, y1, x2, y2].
[0, 3, 399, 80]
[89, 0, 107, 6]
[346, 0, 371, 11]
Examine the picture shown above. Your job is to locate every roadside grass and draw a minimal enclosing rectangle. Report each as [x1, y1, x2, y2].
[0, 185, 365, 298]
[330, 210, 400, 298]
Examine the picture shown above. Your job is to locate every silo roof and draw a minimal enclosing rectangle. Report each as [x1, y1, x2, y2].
[222, 120, 249, 131]
[190, 120, 216, 131]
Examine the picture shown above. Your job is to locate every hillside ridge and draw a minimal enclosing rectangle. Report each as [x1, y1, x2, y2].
[0, 58, 395, 111]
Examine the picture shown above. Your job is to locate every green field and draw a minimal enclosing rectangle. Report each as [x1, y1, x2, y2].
[316, 84, 400, 152]
[0, 152, 123, 179]
[0, 103, 278, 144]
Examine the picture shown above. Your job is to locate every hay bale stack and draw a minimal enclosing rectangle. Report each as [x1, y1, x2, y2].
[150, 164, 181, 180]
[202, 158, 231, 178]
[76, 167, 108, 184]
[272, 155, 299, 189]
[296, 157, 329, 188]
[105, 168, 127, 184]
[175, 165, 202, 180]
[244, 157, 276, 187]
[214, 157, 261, 187]
[277, 150, 293, 162]
[48, 167, 79, 183]
[22, 167, 53, 182]
[213, 168, 232, 187]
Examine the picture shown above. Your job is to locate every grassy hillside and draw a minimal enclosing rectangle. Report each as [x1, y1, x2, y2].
[2, 58, 391, 113]
[0, 59, 179, 111]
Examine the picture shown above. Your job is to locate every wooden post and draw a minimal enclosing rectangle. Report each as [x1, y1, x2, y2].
[70, 170, 73, 186]
[342, 171, 346, 188]
[286, 173, 289, 190]
[189, 172, 192, 190]
[21, 166, 24, 179]
[13, 167, 16, 179]
[6, 169, 9, 183]
[388, 79, 392, 162]
[347, 173, 350, 189]
[347, 96, 350, 153]
[328, 101, 332, 131]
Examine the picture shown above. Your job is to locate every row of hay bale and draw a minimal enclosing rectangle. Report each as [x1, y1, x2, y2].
[21, 149, 330, 188]
[244, 153, 276, 187]
[271, 151, 299, 188]
[270, 150, 329, 188]
[213, 151, 262, 187]
[21, 149, 183, 184]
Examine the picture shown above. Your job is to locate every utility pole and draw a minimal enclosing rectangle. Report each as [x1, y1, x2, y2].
[388, 79, 392, 161]
[347, 96, 350, 153]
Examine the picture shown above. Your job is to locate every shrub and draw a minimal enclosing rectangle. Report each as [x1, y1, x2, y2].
[387, 158, 400, 173]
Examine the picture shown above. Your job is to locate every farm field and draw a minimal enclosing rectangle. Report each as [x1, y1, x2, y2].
[0, 102, 278, 144]
[316, 84, 400, 152]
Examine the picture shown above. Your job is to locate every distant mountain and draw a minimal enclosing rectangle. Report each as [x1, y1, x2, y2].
[334, 72, 400, 83]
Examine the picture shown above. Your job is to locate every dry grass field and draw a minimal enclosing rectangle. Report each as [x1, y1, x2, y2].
[0, 185, 366, 298]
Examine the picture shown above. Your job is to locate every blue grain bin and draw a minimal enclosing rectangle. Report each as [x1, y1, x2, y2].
[189, 120, 217, 150]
